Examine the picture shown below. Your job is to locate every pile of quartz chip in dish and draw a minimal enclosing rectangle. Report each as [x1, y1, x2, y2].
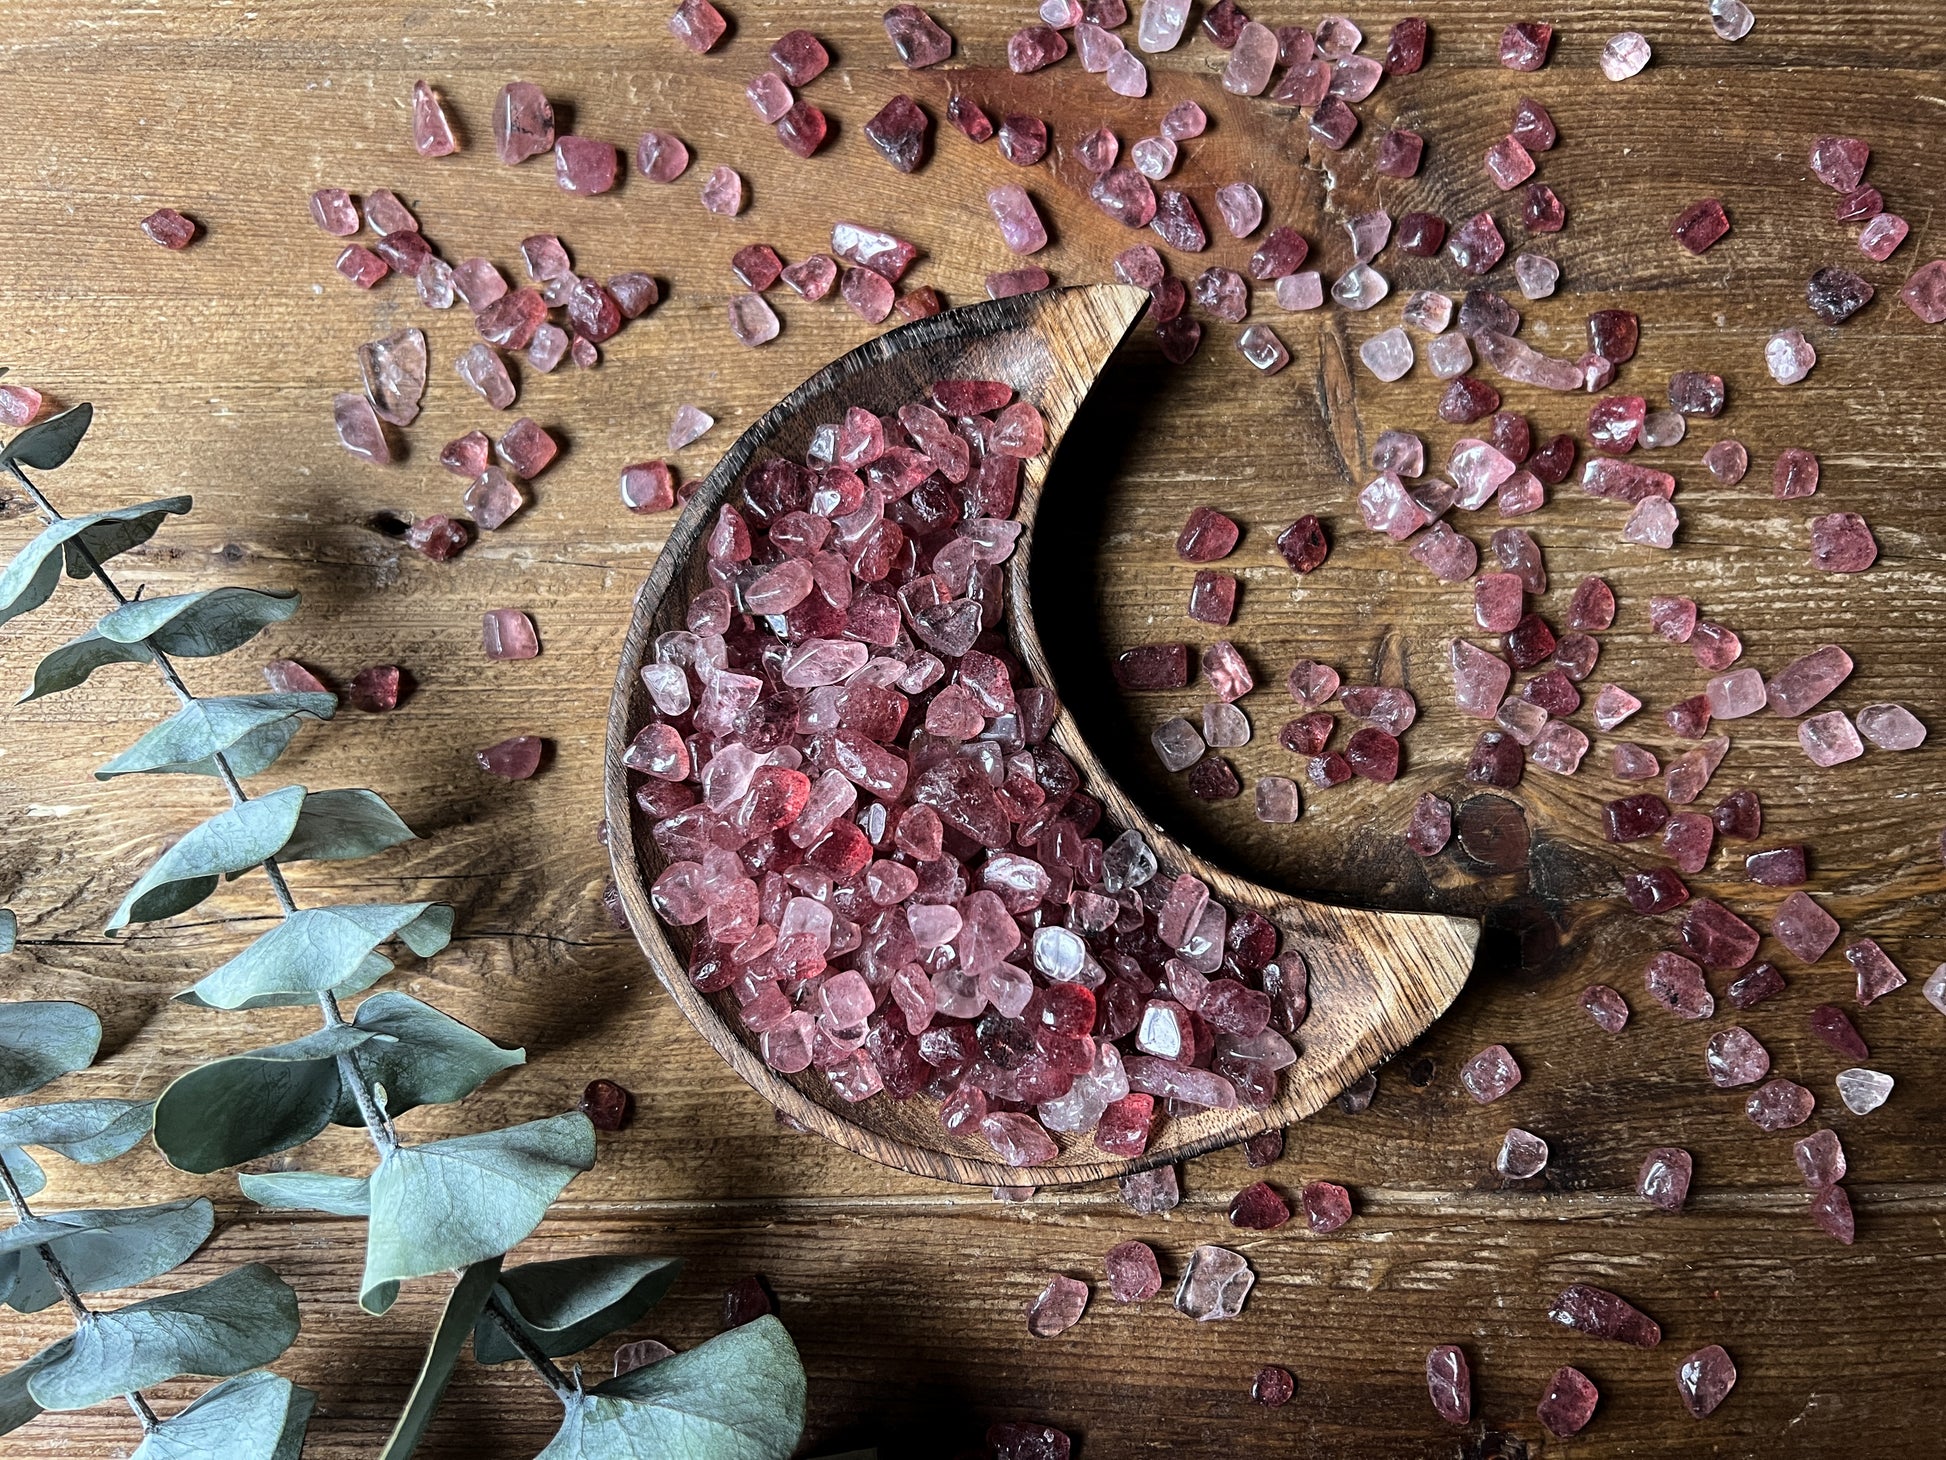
[635, 381, 1306, 1167]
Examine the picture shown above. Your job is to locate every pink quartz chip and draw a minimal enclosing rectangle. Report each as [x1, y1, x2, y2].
[1499, 21, 1553, 70]
[310, 188, 359, 236]
[1846, 938, 1908, 1005]
[636, 130, 691, 183]
[1800, 709, 1864, 765]
[0, 384, 43, 428]
[701, 166, 745, 216]
[1105, 1240, 1162, 1302]
[1583, 984, 1629, 1033]
[1450, 640, 1512, 718]
[1683, 898, 1760, 969]
[493, 82, 555, 164]
[988, 185, 1049, 254]
[464, 469, 526, 530]
[1809, 512, 1877, 572]
[478, 735, 543, 780]
[669, 0, 728, 52]
[1537, 1367, 1598, 1437]
[1678, 1345, 1739, 1420]
[140, 208, 196, 249]
[335, 244, 390, 289]
[406, 81, 459, 157]
[1638, 1147, 1692, 1211]
[884, 3, 954, 66]
[1301, 1180, 1353, 1232]
[1773, 890, 1840, 964]
[1459, 1044, 1521, 1103]
[1427, 1346, 1471, 1424]
[332, 393, 390, 464]
[1767, 644, 1852, 716]
[1645, 951, 1713, 1018]
[1706, 1026, 1770, 1087]
[1810, 135, 1870, 191]
[555, 136, 619, 194]
[482, 608, 538, 659]
[1901, 260, 1946, 322]
[1025, 1274, 1088, 1336]
[1746, 1078, 1815, 1131]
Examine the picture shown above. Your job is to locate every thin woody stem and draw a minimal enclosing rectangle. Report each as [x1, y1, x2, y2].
[482, 1293, 578, 1405]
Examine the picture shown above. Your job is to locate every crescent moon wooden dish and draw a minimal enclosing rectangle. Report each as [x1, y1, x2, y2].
[606, 283, 1480, 1187]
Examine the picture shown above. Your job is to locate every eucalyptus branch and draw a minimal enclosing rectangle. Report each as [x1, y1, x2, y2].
[0, 401, 804, 1456]
[10, 457, 398, 1166]
[0, 1148, 160, 1432]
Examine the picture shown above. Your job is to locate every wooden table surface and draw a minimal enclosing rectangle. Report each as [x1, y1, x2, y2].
[0, 1, 1941, 1455]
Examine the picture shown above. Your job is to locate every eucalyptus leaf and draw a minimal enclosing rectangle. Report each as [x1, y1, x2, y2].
[0, 494, 192, 628]
[0, 1099, 151, 1163]
[108, 784, 306, 930]
[186, 903, 453, 1010]
[361, 1112, 596, 1315]
[0, 1339, 69, 1438]
[96, 693, 336, 780]
[473, 1254, 681, 1365]
[95, 587, 300, 659]
[151, 1025, 385, 1175]
[0, 910, 13, 954]
[0, 1199, 214, 1314]
[28, 1262, 300, 1412]
[1, 1151, 44, 1203]
[0, 1001, 100, 1098]
[21, 627, 151, 701]
[278, 788, 417, 865]
[130, 1370, 315, 1460]
[238, 1170, 371, 1218]
[377, 1257, 503, 1460]
[539, 1316, 806, 1460]
[0, 402, 93, 472]
[334, 993, 523, 1126]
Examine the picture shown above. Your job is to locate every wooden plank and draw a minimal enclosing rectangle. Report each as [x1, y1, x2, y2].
[0, 0, 1939, 1454]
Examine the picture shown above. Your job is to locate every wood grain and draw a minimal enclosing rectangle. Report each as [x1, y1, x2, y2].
[0, 1, 1941, 1456]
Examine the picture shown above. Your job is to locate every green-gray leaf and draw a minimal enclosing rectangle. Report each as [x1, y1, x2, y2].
[131, 1370, 316, 1460]
[96, 587, 300, 659]
[151, 1026, 385, 1175]
[185, 903, 453, 1011]
[473, 1254, 681, 1365]
[0, 494, 192, 629]
[278, 788, 417, 865]
[334, 993, 523, 1126]
[1, 1151, 43, 1203]
[0, 1199, 214, 1314]
[0, 1099, 151, 1164]
[238, 1170, 371, 1218]
[0, 911, 13, 955]
[96, 693, 337, 780]
[361, 1113, 596, 1315]
[21, 626, 152, 700]
[28, 1262, 300, 1412]
[0, 1001, 100, 1098]
[0, 1339, 69, 1438]
[539, 1316, 806, 1460]
[108, 785, 306, 929]
[1, 402, 93, 472]
[377, 1258, 503, 1460]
